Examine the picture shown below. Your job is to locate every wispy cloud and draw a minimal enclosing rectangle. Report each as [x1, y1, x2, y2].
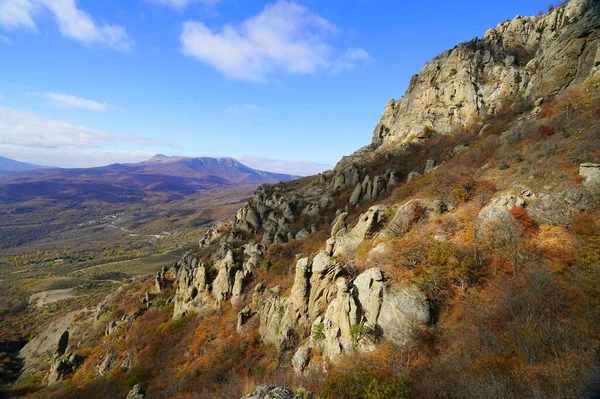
[233, 155, 331, 176]
[0, 107, 167, 149]
[146, 0, 220, 10]
[0, 33, 12, 44]
[224, 104, 267, 117]
[0, 147, 155, 168]
[0, 0, 39, 31]
[332, 48, 374, 74]
[180, 0, 371, 83]
[27, 92, 110, 111]
[0, 0, 134, 51]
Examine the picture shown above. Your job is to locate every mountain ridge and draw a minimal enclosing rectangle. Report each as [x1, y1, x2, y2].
[0, 155, 50, 174]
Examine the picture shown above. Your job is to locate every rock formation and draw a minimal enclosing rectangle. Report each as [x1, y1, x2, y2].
[372, 0, 600, 147]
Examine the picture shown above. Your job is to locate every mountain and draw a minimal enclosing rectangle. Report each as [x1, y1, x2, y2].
[2, 1, 600, 398]
[137, 154, 298, 184]
[0, 155, 50, 174]
[0, 155, 298, 203]
[0, 156, 298, 252]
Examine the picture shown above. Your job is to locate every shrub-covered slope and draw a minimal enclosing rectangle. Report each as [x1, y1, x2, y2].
[5, 1, 600, 398]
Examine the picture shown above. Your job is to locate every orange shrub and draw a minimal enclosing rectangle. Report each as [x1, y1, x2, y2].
[509, 206, 538, 233]
[537, 103, 557, 119]
[537, 125, 556, 136]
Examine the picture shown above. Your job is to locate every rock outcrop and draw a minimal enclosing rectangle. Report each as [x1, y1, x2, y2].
[349, 170, 399, 206]
[332, 205, 389, 257]
[127, 385, 146, 399]
[372, 0, 600, 147]
[241, 385, 306, 399]
[173, 244, 265, 317]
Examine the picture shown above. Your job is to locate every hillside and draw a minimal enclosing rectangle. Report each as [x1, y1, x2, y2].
[1, 1, 599, 399]
[0, 156, 49, 174]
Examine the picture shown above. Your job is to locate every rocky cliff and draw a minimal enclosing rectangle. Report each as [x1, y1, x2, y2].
[372, 0, 600, 147]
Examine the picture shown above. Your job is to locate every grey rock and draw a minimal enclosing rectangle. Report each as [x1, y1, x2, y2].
[407, 171, 421, 182]
[47, 353, 78, 385]
[126, 384, 146, 399]
[241, 385, 303, 399]
[580, 163, 600, 185]
[424, 158, 436, 173]
[292, 344, 310, 374]
[378, 285, 430, 346]
[98, 349, 117, 376]
[105, 320, 118, 336]
[349, 183, 363, 205]
[295, 229, 310, 240]
[237, 306, 254, 332]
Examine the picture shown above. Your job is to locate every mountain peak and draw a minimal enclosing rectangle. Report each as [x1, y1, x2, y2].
[372, 0, 599, 148]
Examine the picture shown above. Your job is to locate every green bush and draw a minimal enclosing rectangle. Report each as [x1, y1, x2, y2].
[323, 371, 410, 399]
[423, 125, 436, 138]
[312, 323, 325, 341]
[168, 315, 189, 333]
[122, 366, 147, 387]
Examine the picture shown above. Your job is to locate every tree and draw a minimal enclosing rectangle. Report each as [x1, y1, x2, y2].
[496, 213, 524, 277]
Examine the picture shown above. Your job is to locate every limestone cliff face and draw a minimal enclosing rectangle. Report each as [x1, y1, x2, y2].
[373, 0, 600, 147]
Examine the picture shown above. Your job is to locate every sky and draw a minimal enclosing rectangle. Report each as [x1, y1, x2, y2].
[0, 0, 555, 175]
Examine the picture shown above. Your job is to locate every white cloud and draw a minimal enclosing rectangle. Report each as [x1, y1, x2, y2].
[27, 92, 110, 111]
[146, 0, 219, 10]
[0, 33, 13, 44]
[233, 155, 331, 176]
[0, 0, 39, 31]
[224, 104, 266, 117]
[0, 107, 167, 150]
[332, 48, 374, 74]
[180, 0, 370, 82]
[0, 0, 134, 51]
[0, 147, 154, 168]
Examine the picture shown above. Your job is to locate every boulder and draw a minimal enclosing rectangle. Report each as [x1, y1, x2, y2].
[292, 344, 310, 374]
[241, 385, 302, 399]
[319, 279, 360, 362]
[295, 229, 310, 240]
[407, 171, 421, 182]
[580, 163, 600, 185]
[47, 353, 80, 385]
[354, 268, 385, 327]
[237, 307, 254, 332]
[126, 384, 146, 399]
[333, 205, 389, 257]
[98, 349, 117, 376]
[378, 286, 430, 346]
[424, 158, 436, 173]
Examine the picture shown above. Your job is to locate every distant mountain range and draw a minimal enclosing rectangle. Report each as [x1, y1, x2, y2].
[0, 155, 298, 204]
[0, 156, 50, 174]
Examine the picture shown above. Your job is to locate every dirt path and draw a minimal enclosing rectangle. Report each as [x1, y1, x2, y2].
[29, 288, 76, 307]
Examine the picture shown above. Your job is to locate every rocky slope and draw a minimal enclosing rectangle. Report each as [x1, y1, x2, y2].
[7, 1, 600, 398]
[165, 0, 600, 383]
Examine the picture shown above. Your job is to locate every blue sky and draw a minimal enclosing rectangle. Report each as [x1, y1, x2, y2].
[0, 0, 554, 175]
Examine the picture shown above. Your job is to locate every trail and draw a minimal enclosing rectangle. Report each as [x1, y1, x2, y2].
[29, 288, 75, 307]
